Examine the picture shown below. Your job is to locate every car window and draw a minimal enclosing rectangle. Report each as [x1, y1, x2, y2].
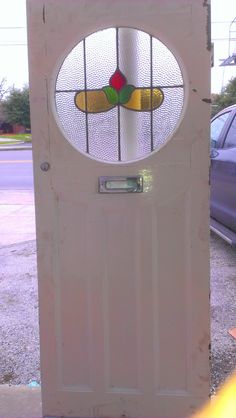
[223, 114, 236, 149]
[210, 112, 230, 148]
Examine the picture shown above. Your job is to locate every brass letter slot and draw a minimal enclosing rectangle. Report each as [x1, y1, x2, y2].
[99, 176, 143, 193]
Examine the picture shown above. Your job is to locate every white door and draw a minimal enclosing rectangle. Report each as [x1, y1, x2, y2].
[27, 1, 211, 417]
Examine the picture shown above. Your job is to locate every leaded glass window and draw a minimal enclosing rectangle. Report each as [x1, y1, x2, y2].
[55, 27, 184, 163]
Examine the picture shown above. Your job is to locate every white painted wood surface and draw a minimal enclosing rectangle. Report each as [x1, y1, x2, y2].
[27, 1, 211, 417]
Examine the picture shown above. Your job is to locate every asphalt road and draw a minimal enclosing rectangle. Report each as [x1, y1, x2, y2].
[210, 232, 236, 393]
[0, 150, 33, 190]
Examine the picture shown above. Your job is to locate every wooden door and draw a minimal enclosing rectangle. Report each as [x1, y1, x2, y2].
[27, 1, 211, 417]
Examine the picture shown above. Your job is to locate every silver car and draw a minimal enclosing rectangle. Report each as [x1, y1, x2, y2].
[210, 104, 236, 245]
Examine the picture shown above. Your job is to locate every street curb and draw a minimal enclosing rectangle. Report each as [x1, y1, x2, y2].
[0, 239, 36, 251]
[0, 145, 32, 151]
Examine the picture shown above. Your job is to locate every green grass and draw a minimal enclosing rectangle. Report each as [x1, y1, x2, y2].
[0, 134, 32, 143]
[0, 141, 22, 145]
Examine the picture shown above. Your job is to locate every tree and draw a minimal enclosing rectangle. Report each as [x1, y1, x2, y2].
[212, 77, 236, 116]
[0, 79, 10, 127]
[2, 86, 31, 129]
[0, 78, 10, 101]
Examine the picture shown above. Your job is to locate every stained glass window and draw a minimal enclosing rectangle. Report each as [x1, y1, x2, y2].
[55, 27, 184, 162]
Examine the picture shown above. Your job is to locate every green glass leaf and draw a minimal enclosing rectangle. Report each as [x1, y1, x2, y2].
[119, 85, 135, 104]
[102, 86, 119, 105]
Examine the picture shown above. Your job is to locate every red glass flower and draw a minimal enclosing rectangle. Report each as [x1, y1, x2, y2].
[109, 69, 127, 92]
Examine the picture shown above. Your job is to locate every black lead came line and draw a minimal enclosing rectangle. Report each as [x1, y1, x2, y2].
[116, 27, 121, 162]
[150, 35, 154, 152]
[56, 89, 80, 93]
[154, 84, 184, 89]
[83, 38, 89, 154]
[55, 84, 184, 94]
[116, 27, 119, 70]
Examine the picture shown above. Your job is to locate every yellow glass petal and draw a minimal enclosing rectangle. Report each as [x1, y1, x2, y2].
[75, 90, 114, 113]
[123, 88, 164, 111]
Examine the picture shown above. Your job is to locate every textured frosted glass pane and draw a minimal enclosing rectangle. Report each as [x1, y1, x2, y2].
[152, 38, 183, 87]
[55, 93, 86, 152]
[54, 27, 185, 163]
[120, 108, 151, 161]
[88, 108, 118, 162]
[85, 28, 116, 89]
[56, 43, 84, 91]
[119, 28, 151, 87]
[153, 88, 184, 148]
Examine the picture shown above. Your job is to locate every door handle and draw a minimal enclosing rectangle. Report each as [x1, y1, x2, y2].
[210, 149, 219, 159]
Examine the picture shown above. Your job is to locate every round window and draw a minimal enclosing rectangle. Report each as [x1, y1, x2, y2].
[55, 27, 184, 163]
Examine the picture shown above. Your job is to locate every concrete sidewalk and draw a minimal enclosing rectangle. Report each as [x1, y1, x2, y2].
[0, 385, 41, 418]
[0, 140, 32, 152]
[0, 189, 42, 418]
[0, 190, 36, 247]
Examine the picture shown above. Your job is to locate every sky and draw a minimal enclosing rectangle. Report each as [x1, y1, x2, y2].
[0, 0, 235, 93]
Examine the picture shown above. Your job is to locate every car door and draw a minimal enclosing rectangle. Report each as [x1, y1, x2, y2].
[210, 109, 236, 231]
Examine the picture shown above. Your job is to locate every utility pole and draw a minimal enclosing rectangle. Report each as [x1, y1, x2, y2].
[220, 17, 236, 66]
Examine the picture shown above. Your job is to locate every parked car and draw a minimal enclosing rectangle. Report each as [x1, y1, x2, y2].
[210, 104, 236, 246]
